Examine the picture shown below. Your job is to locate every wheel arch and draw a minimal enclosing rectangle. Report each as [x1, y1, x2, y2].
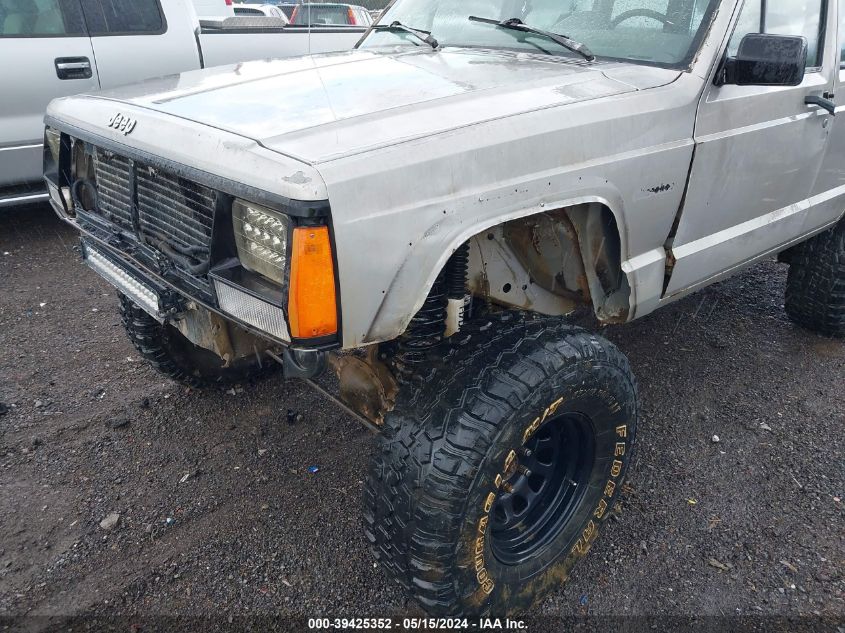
[466, 200, 632, 324]
[365, 194, 634, 344]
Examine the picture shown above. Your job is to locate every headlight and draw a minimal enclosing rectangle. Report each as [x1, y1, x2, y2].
[232, 199, 290, 284]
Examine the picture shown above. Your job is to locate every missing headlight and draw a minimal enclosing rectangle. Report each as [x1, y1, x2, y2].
[232, 200, 290, 285]
[45, 128, 61, 165]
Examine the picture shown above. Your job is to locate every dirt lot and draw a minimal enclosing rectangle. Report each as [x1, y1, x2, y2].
[0, 204, 843, 631]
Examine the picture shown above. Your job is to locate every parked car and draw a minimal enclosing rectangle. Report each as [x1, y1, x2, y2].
[243, 1, 299, 19]
[289, 2, 373, 25]
[233, 3, 288, 19]
[268, 0, 383, 22]
[275, 3, 297, 19]
[0, 0, 366, 208]
[192, 0, 235, 17]
[42, 0, 845, 619]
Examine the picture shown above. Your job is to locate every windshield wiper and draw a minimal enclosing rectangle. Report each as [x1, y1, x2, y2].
[372, 21, 439, 49]
[468, 16, 595, 61]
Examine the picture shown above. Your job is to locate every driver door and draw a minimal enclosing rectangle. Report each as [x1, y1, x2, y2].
[664, 0, 836, 296]
[0, 0, 99, 197]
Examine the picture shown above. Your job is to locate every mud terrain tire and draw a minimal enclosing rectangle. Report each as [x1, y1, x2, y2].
[119, 293, 274, 388]
[785, 220, 845, 338]
[364, 313, 638, 616]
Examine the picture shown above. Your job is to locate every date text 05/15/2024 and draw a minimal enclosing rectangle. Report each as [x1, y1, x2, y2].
[307, 617, 528, 630]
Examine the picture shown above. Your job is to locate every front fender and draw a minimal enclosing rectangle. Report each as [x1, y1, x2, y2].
[318, 77, 701, 348]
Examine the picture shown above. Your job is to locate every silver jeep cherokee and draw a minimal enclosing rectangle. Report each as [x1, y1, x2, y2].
[43, 0, 845, 616]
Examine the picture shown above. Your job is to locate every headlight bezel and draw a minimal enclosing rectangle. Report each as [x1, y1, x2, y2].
[212, 195, 340, 346]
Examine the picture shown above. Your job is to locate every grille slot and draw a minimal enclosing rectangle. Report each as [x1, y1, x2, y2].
[87, 148, 217, 298]
[93, 151, 133, 230]
[136, 166, 216, 256]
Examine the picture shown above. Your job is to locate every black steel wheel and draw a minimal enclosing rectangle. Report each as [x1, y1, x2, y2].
[364, 312, 638, 616]
[490, 413, 595, 566]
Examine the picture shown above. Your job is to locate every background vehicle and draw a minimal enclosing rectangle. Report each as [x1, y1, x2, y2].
[42, 0, 845, 618]
[276, 3, 298, 19]
[241, 1, 299, 19]
[0, 0, 365, 208]
[192, 0, 235, 17]
[263, 0, 388, 21]
[289, 3, 373, 25]
[233, 3, 288, 19]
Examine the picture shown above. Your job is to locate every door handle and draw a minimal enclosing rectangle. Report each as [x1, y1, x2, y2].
[805, 94, 836, 116]
[55, 57, 92, 80]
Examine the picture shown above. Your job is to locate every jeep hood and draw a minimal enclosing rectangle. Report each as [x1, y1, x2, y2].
[80, 48, 679, 164]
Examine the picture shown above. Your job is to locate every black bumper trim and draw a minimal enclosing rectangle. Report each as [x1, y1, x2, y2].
[81, 233, 295, 347]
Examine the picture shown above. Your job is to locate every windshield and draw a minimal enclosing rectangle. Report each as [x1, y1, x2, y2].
[361, 0, 718, 67]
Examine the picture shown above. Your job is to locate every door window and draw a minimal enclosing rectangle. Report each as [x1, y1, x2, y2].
[727, 0, 826, 67]
[0, 0, 84, 36]
[79, 0, 164, 35]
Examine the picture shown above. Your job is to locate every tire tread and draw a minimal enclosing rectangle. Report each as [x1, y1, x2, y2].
[363, 312, 635, 614]
[785, 220, 845, 338]
[118, 294, 272, 388]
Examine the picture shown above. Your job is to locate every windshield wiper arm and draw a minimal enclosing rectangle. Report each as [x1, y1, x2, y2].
[468, 16, 595, 61]
[372, 21, 439, 49]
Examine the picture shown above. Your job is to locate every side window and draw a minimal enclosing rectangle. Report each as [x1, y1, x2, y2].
[727, 0, 825, 67]
[79, 0, 164, 35]
[0, 0, 85, 37]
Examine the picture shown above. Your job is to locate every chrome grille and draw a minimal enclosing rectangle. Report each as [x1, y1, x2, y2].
[136, 166, 216, 253]
[93, 150, 133, 230]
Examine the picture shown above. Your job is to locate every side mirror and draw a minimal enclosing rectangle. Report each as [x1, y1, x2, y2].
[719, 33, 807, 86]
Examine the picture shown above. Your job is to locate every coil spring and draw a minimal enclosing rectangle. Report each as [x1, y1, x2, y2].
[390, 242, 470, 382]
[446, 242, 470, 300]
[392, 273, 447, 382]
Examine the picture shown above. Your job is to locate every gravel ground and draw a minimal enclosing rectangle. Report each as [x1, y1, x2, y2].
[0, 204, 842, 631]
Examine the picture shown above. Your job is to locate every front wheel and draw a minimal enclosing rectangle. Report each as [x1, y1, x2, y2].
[119, 293, 275, 388]
[364, 314, 638, 616]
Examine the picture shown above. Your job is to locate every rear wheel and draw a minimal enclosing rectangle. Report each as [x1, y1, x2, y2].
[784, 220, 845, 338]
[364, 313, 638, 616]
[119, 293, 274, 388]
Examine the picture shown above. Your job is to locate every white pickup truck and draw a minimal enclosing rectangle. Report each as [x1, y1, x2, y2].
[0, 0, 366, 207]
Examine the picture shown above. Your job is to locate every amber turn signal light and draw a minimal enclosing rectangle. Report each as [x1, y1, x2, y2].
[288, 226, 338, 339]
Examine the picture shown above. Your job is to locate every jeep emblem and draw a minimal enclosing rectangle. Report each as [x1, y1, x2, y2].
[107, 113, 136, 136]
